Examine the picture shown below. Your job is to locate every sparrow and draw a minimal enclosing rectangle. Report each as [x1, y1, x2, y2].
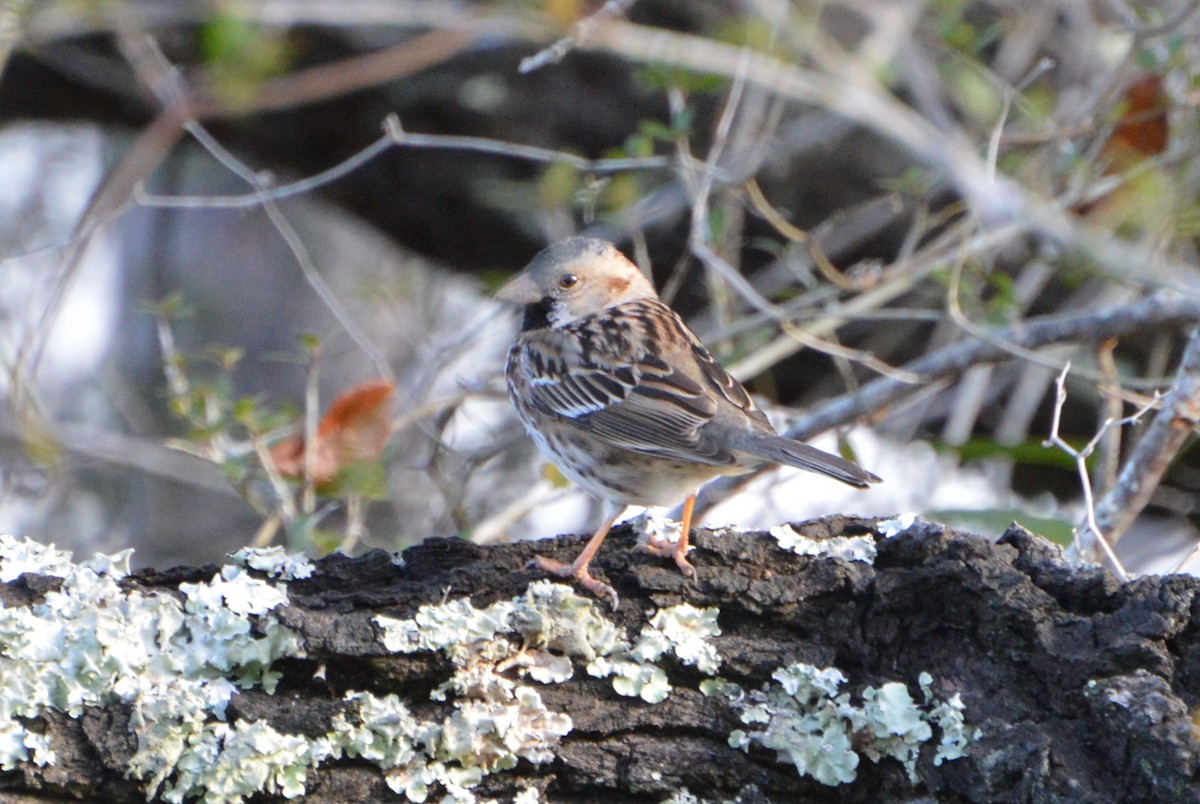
[498, 237, 880, 605]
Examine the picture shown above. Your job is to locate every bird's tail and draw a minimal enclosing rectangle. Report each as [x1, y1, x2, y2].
[728, 432, 881, 488]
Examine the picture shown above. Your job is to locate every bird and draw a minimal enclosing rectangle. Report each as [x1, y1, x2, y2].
[497, 237, 880, 605]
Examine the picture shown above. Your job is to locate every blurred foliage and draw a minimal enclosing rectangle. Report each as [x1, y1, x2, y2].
[200, 13, 292, 107]
[155, 302, 390, 554]
[930, 508, 1076, 547]
[7, 0, 1200, 570]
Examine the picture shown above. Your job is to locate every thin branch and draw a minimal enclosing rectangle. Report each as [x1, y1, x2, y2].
[300, 349, 321, 526]
[1044, 363, 1143, 580]
[775, 321, 925, 385]
[584, 19, 1016, 225]
[693, 291, 1200, 519]
[10, 111, 185, 411]
[1094, 338, 1124, 496]
[944, 236, 1088, 377]
[1085, 328, 1200, 555]
[790, 290, 1198, 442]
[0, 420, 238, 497]
[519, 0, 639, 73]
[134, 39, 395, 382]
[135, 114, 671, 211]
[725, 219, 1017, 380]
[743, 177, 864, 293]
[261, 200, 393, 380]
[194, 28, 473, 117]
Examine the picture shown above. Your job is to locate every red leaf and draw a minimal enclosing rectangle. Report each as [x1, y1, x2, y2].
[269, 379, 394, 483]
[1104, 73, 1168, 168]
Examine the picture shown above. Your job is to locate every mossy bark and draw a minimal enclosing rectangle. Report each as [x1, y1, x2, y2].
[3, 516, 1199, 802]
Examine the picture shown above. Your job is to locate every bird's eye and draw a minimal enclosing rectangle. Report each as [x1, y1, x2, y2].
[558, 273, 579, 289]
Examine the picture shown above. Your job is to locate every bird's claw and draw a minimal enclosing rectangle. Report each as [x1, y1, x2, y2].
[530, 554, 619, 610]
[641, 536, 676, 557]
[674, 551, 697, 582]
[642, 538, 697, 582]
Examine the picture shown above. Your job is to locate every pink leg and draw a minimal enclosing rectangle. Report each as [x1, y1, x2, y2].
[533, 510, 621, 607]
[674, 494, 698, 580]
[643, 495, 698, 580]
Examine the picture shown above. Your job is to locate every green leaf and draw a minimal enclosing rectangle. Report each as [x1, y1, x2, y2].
[634, 64, 728, 95]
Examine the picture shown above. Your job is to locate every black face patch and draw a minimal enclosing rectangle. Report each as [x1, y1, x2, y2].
[521, 297, 553, 331]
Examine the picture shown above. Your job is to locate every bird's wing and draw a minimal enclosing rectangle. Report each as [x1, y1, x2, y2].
[518, 307, 739, 465]
[683, 331, 773, 429]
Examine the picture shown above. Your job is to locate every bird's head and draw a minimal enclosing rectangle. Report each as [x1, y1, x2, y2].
[496, 238, 657, 327]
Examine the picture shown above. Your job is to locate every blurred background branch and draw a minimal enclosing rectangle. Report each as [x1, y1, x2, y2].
[0, 0, 1197, 575]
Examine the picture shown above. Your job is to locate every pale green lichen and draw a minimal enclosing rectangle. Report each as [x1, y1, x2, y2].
[727, 662, 977, 786]
[376, 583, 721, 709]
[512, 786, 543, 803]
[876, 513, 919, 538]
[226, 546, 314, 580]
[2, 538, 729, 803]
[596, 658, 672, 703]
[165, 719, 311, 803]
[645, 603, 722, 675]
[586, 602, 722, 703]
[310, 688, 568, 803]
[769, 525, 877, 563]
[374, 584, 724, 793]
[373, 582, 610, 799]
[579, 602, 722, 703]
[0, 533, 121, 582]
[0, 536, 304, 800]
[918, 671, 976, 765]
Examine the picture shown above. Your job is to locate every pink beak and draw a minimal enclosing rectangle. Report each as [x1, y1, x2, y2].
[495, 273, 542, 304]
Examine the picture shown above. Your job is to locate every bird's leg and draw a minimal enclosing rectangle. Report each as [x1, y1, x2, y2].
[642, 495, 698, 581]
[531, 510, 620, 608]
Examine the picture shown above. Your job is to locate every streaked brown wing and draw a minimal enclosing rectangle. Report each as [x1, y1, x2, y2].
[680, 325, 772, 430]
[517, 305, 738, 465]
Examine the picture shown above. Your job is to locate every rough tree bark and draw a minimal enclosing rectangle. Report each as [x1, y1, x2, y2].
[2, 515, 1199, 803]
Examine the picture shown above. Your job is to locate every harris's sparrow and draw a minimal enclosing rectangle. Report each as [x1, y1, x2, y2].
[498, 237, 880, 605]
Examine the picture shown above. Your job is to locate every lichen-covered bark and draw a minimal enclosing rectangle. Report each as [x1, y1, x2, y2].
[3, 516, 1199, 802]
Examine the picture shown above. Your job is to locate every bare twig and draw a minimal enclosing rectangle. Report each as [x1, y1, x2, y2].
[584, 19, 1018, 225]
[0, 419, 237, 497]
[1084, 328, 1200, 557]
[195, 28, 473, 117]
[130, 36, 396, 401]
[519, 0, 639, 73]
[252, 437, 299, 527]
[1094, 338, 1124, 495]
[470, 480, 573, 545]
[945, 238, 1084, 377]
[724, 218, 1007, 380]
[134, 114, 671, 211]
[777, 321, 925, 385]
[10, 109, 185, 419]
[674, 59, 921, 387]
[692, 290, 1200, 517]
[300, 347, 321, 527]
[794, 291, 1197, 441]
[1044, 363, 1148, 580]
[743, 177, 873, 294]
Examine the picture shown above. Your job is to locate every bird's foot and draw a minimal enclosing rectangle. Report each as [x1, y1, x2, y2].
[640, 515, 682, 553]
[529, 555, 619, 609]
[642, 533, 697, 581]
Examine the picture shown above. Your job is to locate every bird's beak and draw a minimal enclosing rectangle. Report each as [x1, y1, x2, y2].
[495, 272, 542, 304]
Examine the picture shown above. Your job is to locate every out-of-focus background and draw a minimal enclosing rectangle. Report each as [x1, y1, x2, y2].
[1, 1, 1198, 573]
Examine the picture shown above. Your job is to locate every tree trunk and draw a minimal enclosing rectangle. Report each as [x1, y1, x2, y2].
[2, 516, 1198, 802]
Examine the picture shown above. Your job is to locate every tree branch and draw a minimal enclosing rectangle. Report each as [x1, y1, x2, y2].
[1083, 328, 1200, 558]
